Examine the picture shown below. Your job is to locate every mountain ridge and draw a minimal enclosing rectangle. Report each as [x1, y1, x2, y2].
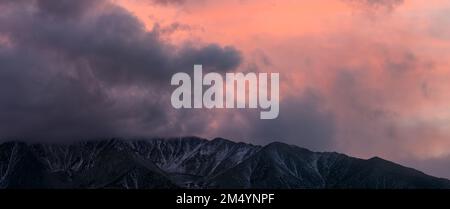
[0, 137, 449, 189]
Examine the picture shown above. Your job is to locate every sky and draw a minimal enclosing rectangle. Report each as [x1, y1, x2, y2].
[1, 0, 450, 178]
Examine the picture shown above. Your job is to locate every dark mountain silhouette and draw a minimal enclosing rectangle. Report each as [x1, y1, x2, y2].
[0, 137, 449, 189]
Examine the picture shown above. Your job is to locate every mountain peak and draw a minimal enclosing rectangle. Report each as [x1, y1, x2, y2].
[1, 137, 449, 189]
[211, 137, 233, 143]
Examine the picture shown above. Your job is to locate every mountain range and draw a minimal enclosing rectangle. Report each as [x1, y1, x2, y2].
[1, 137, 449, 189]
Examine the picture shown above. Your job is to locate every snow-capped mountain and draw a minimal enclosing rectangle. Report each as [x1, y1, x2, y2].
[0, 137, 449, 189]
[205, 142, 450, 188]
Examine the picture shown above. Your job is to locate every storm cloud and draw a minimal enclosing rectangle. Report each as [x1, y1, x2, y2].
[227, 90, 336, 151]
[1, 0, 450, 180]
[117, 0, 450, 179]
[0, 0, 241, 141]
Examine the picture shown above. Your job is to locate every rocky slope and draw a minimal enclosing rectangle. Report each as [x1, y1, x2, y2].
[0, 137, 449, 189]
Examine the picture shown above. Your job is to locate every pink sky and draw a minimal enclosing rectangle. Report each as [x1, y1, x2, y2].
[2, 0, 447, 178]
[111, 0, 450, 177]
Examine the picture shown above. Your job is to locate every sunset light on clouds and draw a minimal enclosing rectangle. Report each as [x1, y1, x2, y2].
[1, 0, 450, 179]
[117, 0, 450, 177]
[111, 0, 450, 176]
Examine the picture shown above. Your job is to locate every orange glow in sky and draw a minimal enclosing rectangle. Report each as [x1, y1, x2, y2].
[113, 0, 450, 177]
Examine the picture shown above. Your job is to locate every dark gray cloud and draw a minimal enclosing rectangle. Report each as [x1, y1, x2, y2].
[0, 46, 120, 140]
[0, 0, 241, 141]
[36, 0, 98, 18]
[210, 90, 336, 151]
[248, 90, 336, 151]
[0, 0, 241, 85]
